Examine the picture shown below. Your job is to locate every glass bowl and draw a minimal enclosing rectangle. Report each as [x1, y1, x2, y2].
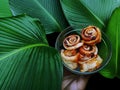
[55, 26, 112, 75]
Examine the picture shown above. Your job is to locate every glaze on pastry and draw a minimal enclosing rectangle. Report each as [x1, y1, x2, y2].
[60, 25, 103, 72]
[61, 49, 79, 62]
[78, 55, 103, 72]
[79, 44, 98, 60]
[61, 49, 79, 69]
[63, 34, 83, 50]
[81, 26, 101, 45]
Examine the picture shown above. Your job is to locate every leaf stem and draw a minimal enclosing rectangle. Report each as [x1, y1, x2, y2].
[0, 43, 49, 61]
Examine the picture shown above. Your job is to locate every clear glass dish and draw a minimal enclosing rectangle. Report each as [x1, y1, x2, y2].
[55, 26, 112, 75]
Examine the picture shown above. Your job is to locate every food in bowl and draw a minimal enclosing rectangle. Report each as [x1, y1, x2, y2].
[60, 25, 103, 72]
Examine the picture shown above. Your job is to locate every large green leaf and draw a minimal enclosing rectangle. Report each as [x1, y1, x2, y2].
[0, 0, 12, 17]
[100, 7, 120, 79]
[0, 15, 63, 90]
[60, 0, 120, 29]
[9, 0, 69, 34]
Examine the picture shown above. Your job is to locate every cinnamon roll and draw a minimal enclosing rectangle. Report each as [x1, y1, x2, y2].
[81, 26, 101, 45]
[78, 55, 103, 72]
[63, 34, 83, 50]
[61, 49, 79, 62]
[60, 25, 103, 72]
[78, 44, 102, 72]
[61, 49, 79, 69]
[62, 58, 78, 70]
[79, 44, 98, 58]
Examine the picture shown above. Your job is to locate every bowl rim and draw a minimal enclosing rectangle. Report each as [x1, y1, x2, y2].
[55, 26, 112, 75]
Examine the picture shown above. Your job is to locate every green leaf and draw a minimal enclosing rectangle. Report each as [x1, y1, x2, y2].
[0, 15, 63, 90]
[9, 0, 69, 34]
[0, 0, 12, 17]
[60, 0, 120, 29]
[100, 7, 120, 79]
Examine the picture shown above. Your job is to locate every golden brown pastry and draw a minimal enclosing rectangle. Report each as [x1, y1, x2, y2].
[81, 26, 101, 45]
[78, 44, 101, 72]
[62, 58, 78, 70]
[61, 49, 79, 62]
[78, 55, 103, 72]
[79, 44, 98, 58]
[60, 25, 103, 72]
[61, 49, 79, 69]
[63, 34, 83, 50]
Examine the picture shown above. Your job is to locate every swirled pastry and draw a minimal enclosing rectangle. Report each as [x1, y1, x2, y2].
[81, 26, 101, 45]
[78, 44, 101, 72]
[79, 44, 98, 58]
[78, 55, 103, 72]
[60, 25, 103, 72]
[61, 49, 79, 69]
[62, 58, 78, 69]
[61, 49, 79, 62]
[63, 34, 83, 50]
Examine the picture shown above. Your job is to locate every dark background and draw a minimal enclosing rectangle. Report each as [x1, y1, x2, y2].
[47, 32, 120, 90]
[86, 73, 120, 90]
